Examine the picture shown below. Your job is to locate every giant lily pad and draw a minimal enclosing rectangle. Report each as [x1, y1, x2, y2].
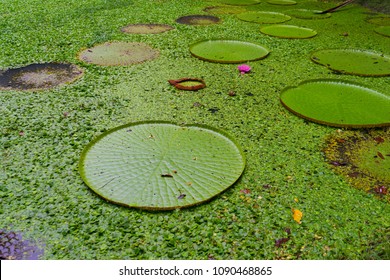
[280, 79, 390, 128]
[121, 24, 174, 34]
[311, 49, 390, 76]
[219, 0, 261, 5]
[267, 0, 296, 5]
[176, 15, 220, 25]
[237, 11, 291, 24]
[78, 42, 159, 66]
[0, 62, 83, 91]
[190, 39, 269, 63]
[285, 9, 331, 19]
[260, 24, 317, 38]
[204, 5, 247, 14]
[366, 16, 390, 26]
[374, 26, 390, 37]
[79, 122, 246, 210]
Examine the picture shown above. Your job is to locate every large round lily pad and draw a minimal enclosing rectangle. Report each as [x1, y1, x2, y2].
[121, 24, 174, 34]
[366, 16, 390, 26]
[190, 39, 269, 63]
[267, 0, 296, 5]
[374, 26, 390, 37]
[176, 15, 220, 25]
[311, 49, 390, 76]
[79, 122, 246, 210]
[285, 9, 331, 19]
[237, 11, 291, 24]
[260, 24, 317, 39]
[219, 0, 261, 5]
[280, 79, 390, 128]
[0, 62, 83, 91]
[78, 42, 159, 66]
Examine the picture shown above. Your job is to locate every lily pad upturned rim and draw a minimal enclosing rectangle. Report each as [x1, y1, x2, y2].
[79, 121, 246, 210]
[374, 26, 390, 37]
[260, 24, 317, 39]
[310, 49, 390, 77]
[120, 23, 175, 34]
[168, 77, 206, 91]
[280, 79, 390, 128]
[237, 11, 292, 24]
[0, 62, 84, 91]
[284, 9, 332, 19]
[267, 0, 297, 5]
[189, 39, 270, 63]
[175, 15, 221, 25]
[219, 0, 261, 5]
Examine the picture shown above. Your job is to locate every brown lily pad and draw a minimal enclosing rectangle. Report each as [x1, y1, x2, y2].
[78, 42, 159, 66]
[168, 78, 206, 91]
[0, 62, 84, 91]
[121, 23, 174, 34]
[176, 15, 221, 25]
[324, 129, 390, 202]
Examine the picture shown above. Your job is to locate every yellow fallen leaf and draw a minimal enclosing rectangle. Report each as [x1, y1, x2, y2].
[292, 208, 303, 224]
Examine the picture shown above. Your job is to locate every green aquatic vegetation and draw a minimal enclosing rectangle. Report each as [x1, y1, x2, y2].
[374, 26, 390, 37]
[0, 0, 390, 260]
[121, 24, 175, 34]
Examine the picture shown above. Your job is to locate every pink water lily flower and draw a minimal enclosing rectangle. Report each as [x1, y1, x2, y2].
[237, 64, 251, 74]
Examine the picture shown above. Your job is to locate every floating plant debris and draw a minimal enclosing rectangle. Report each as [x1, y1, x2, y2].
[190, 40, 269, 63]
[280, 79, 390, 128]
[324, 129, 390, 202]
[203, 5, 247, 15]
[78, 42, 159, 66]
[237, 11, 291, 24]
[374, 26, 390, 37]
[120, 23, 174, 34]
[310, 49, 390, 76]
[0, 62, 83, 91]
[267, 0, 296, 6]
[168, 78, 206, 91]
[176, 15, 220, 25]
[285, 9, 331, 19]
[260, 24, 317, 39]
[219, 0, 261, 5]
[79, 122, 245, 210]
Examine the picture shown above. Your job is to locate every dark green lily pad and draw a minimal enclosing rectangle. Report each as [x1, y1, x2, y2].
[121, 24, 174, 34]
[280, 79, 390, 128]
[78, 42, 159, 66]
[168, 78, 206, 91]
[374, 26, 390, 37]
[79, 122, 246, 210]
[267, 0, 296, 5]
[204, 5, 247, 14]
[237, 11, 291, 24]
[285, 9, 331, 19]
[260, 24, 317, 39]
[0, 62, 83, 91]
[190, 39, 270, 63]
[219, 0, 261, 5]
[176, 15, 220, 25]
[366, 16, 390, 26]
[311, 49, 390, 76]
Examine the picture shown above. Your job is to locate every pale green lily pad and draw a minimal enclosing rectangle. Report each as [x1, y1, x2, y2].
[237, 11, 291, 24]
[190, 39, 270, 63]
[260, 24, 317, 38]
[280, 79, 390, 128]
[267, 0, 296, 5]
[219, 0, 261, 5]
[311, 49, 390, 76]
[79, 122, 246, 210]
[78, 42, 159, 66]
[374, 26, 390, 37]
[285, 9, 331, 19]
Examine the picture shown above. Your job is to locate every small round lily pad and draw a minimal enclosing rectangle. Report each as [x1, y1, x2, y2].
[219, 0, 261, 5]
[374, 26, 390, 37]
[285, 9, 331, 19]
[79, 122, 246, 210]
[260, 24, 317, 38]
[267, 0, 297, 5]
[204, 5, 247, 14]
[0, 62, 83, 91]
[168, 78, 206, 91]
[311, 49, 390, 76]
[78, 42, 159, 66]
[121, 24, 174, 34]
[176, 15, 220, 25]
[237, 11, 291, 24]
[190, 39, 270, 63]
[280, 79, 390, 128]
